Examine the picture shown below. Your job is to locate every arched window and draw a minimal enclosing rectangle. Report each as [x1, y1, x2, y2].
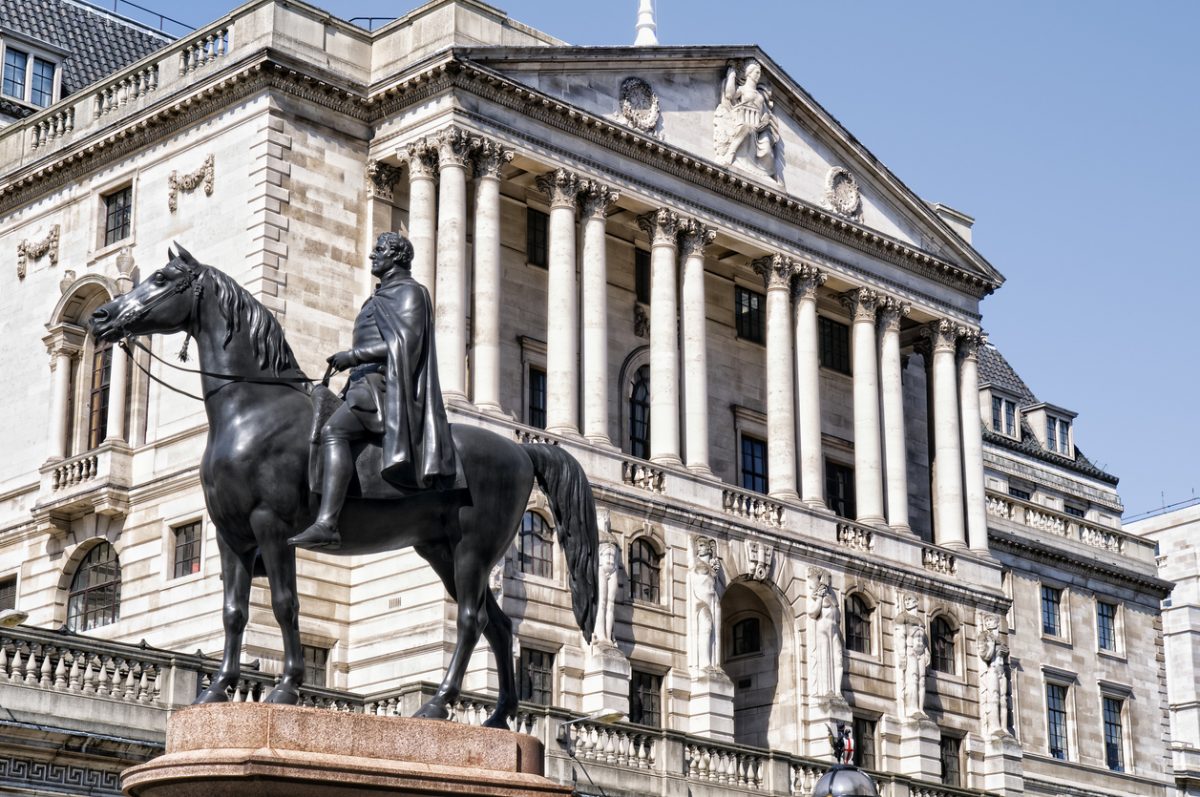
[732, 617, 762, 656]
[67, 543, 121, 632]
[844, 594, 872, 654]
[518, 512, 554, 578]
[629, 365, 650, 459]
[930, 616, 957, 674]
[629, 537, 662, 603]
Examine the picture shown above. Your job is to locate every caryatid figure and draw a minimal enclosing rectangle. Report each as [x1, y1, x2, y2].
[977, 613, 1008, 737]
[894, 593, 930, 721]
[689, 536, 722, 670]
[595, 541, 620, 646]
[807, 568, 844, 698]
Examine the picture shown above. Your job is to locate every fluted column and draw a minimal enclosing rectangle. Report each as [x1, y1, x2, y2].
[105, 347, 128, 443]
[959, 331, 989, 552]
[637, 209, 682, 465]
[401, 140, 438, 295]
[878, 297, 911, 531]
[47, 345, 75, 460]
[926, 320, 966, 548]
[471, 140, 513, 414]
[753, 254, 797, 499]
[580, 181, 619, 444]
[433, 127, 474, 400]
[793, 265, 827, 507]
[845, 288, 885, 525]
[536, 168, 583, 435]
[679, 219, 715, 473]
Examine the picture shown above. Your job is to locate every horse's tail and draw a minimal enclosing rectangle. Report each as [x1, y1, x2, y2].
[523, 444, 597, 642]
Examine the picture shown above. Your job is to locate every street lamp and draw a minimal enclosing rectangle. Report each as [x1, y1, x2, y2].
[812, 722, 881, 797]
[556, 708, 626, 797]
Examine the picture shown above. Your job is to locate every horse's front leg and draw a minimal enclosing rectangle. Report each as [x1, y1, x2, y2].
[196, 536, 254, 703]
[416, 548, 488, 721]
[254, 511, 304, 704]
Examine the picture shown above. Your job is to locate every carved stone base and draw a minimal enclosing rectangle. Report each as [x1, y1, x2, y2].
[897, 717, 941, 781]
[688, 667, 735, 741]
[121, 703, 570, 797]
[804, 694, 852, 761]
[582, 641, 631, 718]
[982, 731, 1024, 793]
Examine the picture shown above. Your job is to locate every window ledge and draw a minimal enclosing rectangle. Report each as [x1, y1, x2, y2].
[1040, 634, 1073, 649]
[629, 598, 672, 617]
[89, 237, 135, 266]
[1097, 649, 1127, 663]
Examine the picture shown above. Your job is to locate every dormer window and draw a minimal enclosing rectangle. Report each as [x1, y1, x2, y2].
[1046, 415, 1070, 456]
[2, 41, 59, 108]
[991, 395, 1017, 437]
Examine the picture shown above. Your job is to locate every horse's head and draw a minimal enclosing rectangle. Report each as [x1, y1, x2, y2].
[91, 243, 205, 343]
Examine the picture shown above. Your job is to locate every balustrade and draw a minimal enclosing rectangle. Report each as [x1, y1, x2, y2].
[922, 546, 957, 575]
[180, 26, 231, 75]
[722, 488, 785, 528]
[51, 453, 98, 490]
[622, 460, 665, 493]
[836, 521, 874, 551]
[31, 107, 74, 150]
[94, 65, 160, 116]
[685, 742, 766, 789]
[985, 490, 1129, 555]
[0, 634, 161, 705]
[569, 721, 656, 770]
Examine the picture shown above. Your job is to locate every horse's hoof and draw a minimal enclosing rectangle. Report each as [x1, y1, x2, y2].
[194, 687, 230, 704]
[483, 713, 510, 730]
[414, 700, 450, 720]
[266, 685, 301, 704]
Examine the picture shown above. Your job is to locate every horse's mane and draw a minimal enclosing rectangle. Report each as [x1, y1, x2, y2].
[201, 264, 298, 375]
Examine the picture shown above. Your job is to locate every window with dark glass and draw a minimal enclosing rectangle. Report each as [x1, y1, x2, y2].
[1103, 696, 1124, 772]
[519, 647, 555, 705]
[735, 286, 765, 343]
[30, 57, 53, 107]
[1008, 486, 1031, 501]
[67, 543, 121, 632]
[104, 186, 133, 246]
[634, 248, 651, 304]
[526, 207, 548, 268]
[87, 341, 114, 450]
[851, 716, 876, 770]
[732, 617, 761, 657]
[302, 644, 329, 686]
[629, 538, 662, 603]
[818, 316, 851, 374]
[844, 594, 872, 654]
[1046, 682, 1069, 760]
[1097, 601, 1117, 652]
[527, 367, 547, 429]
[629, 365, 650, 459]
[629, 669, 662, 727]
[3, 48, 27, 100]
[991, 396, 1017, 437]
[172, 521, 203, 579]
[939, 735, 962, 786]
[0, 576, 15, 611]
[1041, 586, 1062, 637]
[1064, 504, 1086, 519]
[930, 616, 956, 674]
[825, 461, 856, 520]
[740, 435, 768, 494]
[518, 512, 554, 578]
[1046, 416, 1070, 455]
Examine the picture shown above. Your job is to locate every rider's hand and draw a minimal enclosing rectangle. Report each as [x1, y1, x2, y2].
[327, 350, 357, 372]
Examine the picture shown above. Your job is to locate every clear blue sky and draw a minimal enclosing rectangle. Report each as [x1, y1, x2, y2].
[127, 0, 1200, 518]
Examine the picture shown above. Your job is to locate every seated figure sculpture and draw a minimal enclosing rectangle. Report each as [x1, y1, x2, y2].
[289, 231, 459, 550]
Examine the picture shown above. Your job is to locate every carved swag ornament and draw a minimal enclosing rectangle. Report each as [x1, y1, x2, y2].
[168, 153, 215, 213]
[16, 224, 60, 279]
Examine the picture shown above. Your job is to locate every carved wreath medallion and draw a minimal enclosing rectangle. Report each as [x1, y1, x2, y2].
[619, 77, 661, 135]
[823, 166, 863, 220]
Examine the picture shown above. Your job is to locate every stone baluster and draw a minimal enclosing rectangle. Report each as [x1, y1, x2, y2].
[679, 219, 716, 473]
[793, 265, 827, 507]
[878, 297, 911, 531]
[401, 140, 438, 295]
[637, 209, 683, 465]
[959, 330, 989, 552]
[536, 168, 583, 435]
[471, 139, 513, 414]
[580, 181, 620, 444]
[433, 126, 475, 401]
[926, 319, 967, 548]
[753, 254, 798, 499]
[845, 288, 885, 525]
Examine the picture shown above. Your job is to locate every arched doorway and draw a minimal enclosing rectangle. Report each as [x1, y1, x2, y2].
[721, 581, 785, 749]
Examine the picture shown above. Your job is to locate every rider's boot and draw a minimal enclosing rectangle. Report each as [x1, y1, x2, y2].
[288, 436, 352, 550]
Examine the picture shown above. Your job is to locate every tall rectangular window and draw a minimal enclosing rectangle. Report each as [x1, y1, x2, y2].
[634, 248, 651, 304]
[734, 286, 765, 343]
[740, 435, 768, 494]
[87, 342, 114, 450]
[1041, 585, 1062, 637]
[527, 367, 547, 429]
[3, 48, 27, 100]
[825, 461, 856, 519]
[302, 644, 329, 687]
[526, 207, 548, 268]
[519, 647, 554, 706]
[30, 57, 54, 107]
[1097, 601, 1117, 652]
[104, 186, 133, 246]
[851, 716, 877, 770]
[172, 521, 203, 579]
[818, 316, 851, 374]
[991, 396, 1017, 437]
[1046, 416, 1070, 454]
[939, 735, 962, 787]
[0, 576, 15, 611]
[1046, 682, 1069, 760]
[1103, 696, 1124, 772]
[629, 670, 662, 727]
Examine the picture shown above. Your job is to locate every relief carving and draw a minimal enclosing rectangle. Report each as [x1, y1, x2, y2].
[894, 593, 930, 721]
[618, 77, 662, 138]
[806, 567, 843, 698]
[688, 535, 722, 671]
[823, 167, 863, 221]
[713, 58, 783, 183]
[16, 223, 59, 279]
[168, 153, 214, 213]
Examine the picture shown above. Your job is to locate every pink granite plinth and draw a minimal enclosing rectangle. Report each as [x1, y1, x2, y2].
[121, 703, 571, 797]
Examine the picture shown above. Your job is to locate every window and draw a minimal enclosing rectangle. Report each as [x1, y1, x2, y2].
[1047, 416, 1070, 455]
[818, 316, 851, 374]
[732, 617, 761, 656]
[104, 186, 133, 246]
[629, 365, 650, 459]
[518, 512, 554, 578]
[302, 644, 329, 687]
[825, 461, 856, 520]
[1064, 504, 1086, 519]
[740, 435, 768, 494]
[526, 207, 548, 268]
[735, 286, 765, 343]
[1008, 486, 1031, 501]
[2, 47, 55, 108]
[930, 616, 956, 674]
[629, 669, 662, 727]
[519, 647, 554, 705]
[629, 537, 662, 603]
[845, 594, 872, 654]
[3, 48, 26, 100]
[1097, 601, 1118, 652]
[67, 543, 121, 632]
[1045, 682, 1069, 760]
[1041, 586, 1062, 637]
[30, 56, 53, 107]
[852, 716, 877, 770]
[0, 576, 15, 611]
[87, 340, 114, 450]
[172, 521, 203, 579]
[634, 248, 650, 304]
[939, 735, 962, 786]
[991, 396, 1017, 437]
[1103, 696, 1124, 772]
[527, 366, 547, 429]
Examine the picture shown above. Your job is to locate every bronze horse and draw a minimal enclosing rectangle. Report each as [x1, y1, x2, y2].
[90, 245, 597, 727]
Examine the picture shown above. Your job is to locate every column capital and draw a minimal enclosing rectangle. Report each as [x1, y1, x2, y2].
[678, 218, 716, 258]
[401, 139, 438, 180]
[877, 296, 912, 333]
[958, 329, 986, 361]
[473, 138, 514, 179]
[579, 180, 620, 219]
[366, 159, 403, 201]
[791, 264, 826, 301]
[535, 168, 583, 209]
[636, 208, 682, 247]
[841, 287, 879, 322]
[751, 253, 794, 291]
[434, 125, 476, 171]
[922, 318, 965, 354]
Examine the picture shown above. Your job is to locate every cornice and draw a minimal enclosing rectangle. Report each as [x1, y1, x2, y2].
[989, 527, 1171, 596]
[983, 427, 1119, 486]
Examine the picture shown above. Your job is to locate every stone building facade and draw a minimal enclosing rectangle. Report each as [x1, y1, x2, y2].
[0, 1, 1174, 796]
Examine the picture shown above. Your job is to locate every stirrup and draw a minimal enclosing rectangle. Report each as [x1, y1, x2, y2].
[288, 521, 341, 550]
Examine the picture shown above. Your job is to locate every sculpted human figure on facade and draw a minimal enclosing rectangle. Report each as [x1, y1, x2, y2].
[689, 535, 722, 670]
[977, 613, 1009, 737]
[595, 511, 620, 646]
[894, 593, 930, 721]
[713, 58, 784, 182]
[806, 568, 844, 698]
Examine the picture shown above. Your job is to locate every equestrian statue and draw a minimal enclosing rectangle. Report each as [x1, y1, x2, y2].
[89, 234, 598, 728]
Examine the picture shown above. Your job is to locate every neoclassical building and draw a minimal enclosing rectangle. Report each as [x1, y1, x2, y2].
[0, 1, 1173, 796]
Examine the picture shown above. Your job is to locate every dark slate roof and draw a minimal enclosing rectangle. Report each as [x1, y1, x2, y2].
[977, 343, 1037, 404]
[0, 0, 172, 98]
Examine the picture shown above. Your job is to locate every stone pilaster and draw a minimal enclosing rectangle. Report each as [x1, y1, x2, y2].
[792, 265, 827, 508]
[580, 181, 619, 444]
[536, 168, 583, 435]
[636, 208, 682, 465]
[679, 219, 716, 473]
[753, 254, 798, 499]
[400, 140, 438, 295]
[844, 288, 884, 525]
[959, 330, 989, 553]
[433, 126, 475, 401]
[471, 139, 513, 414]
[878, 297, 911, 531]
[925, 319, 966, 548]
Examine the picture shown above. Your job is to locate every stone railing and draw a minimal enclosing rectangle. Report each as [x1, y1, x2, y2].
[836, 521, 874, 552]
[0, 636, 161, 703]
[179, 26, 231, 75]
[34, 443, 133, 525]
[31, 106, 74, 149]
[50, 452, 99, 490]
[622, 460, 665, 493]
[514, 428, 559, 446]
[569, 720, 658, 770]
[985, 491, 1128, 555]
[722, 488, 785, 528]
[685, 741, 767, 789]
[94, 64, 160, 117]
[922, 547, 957, 576]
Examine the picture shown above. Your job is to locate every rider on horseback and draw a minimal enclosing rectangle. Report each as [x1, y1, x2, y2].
[289, 231, 459, 550]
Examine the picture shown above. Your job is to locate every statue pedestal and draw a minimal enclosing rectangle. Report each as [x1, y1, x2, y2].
[804, 694, 852, 761]
[688, 667, 735, 741]
[582, 642, 630, 717]
[981, 731, 1024, 793]
[896, 717, 941, 781]
[121, 703, 571, 797]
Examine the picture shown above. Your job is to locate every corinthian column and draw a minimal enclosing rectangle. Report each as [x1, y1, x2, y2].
[793, 265, 827, 507]
[926, 320, 966, 548]
[636, 209, 682, 465]
[536, 168, 583, 435]
[959, 331, 989, 552]
[580, 181, 619, 444]
[878, 297, 911, 531]
[845, 288, 884, 525]
[401, 140, 438, 295]
[753, 254, 797, 499]
[433, 126, 475, 400]
[471, 139, 513, 414]
[679, 219, 715, 473]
